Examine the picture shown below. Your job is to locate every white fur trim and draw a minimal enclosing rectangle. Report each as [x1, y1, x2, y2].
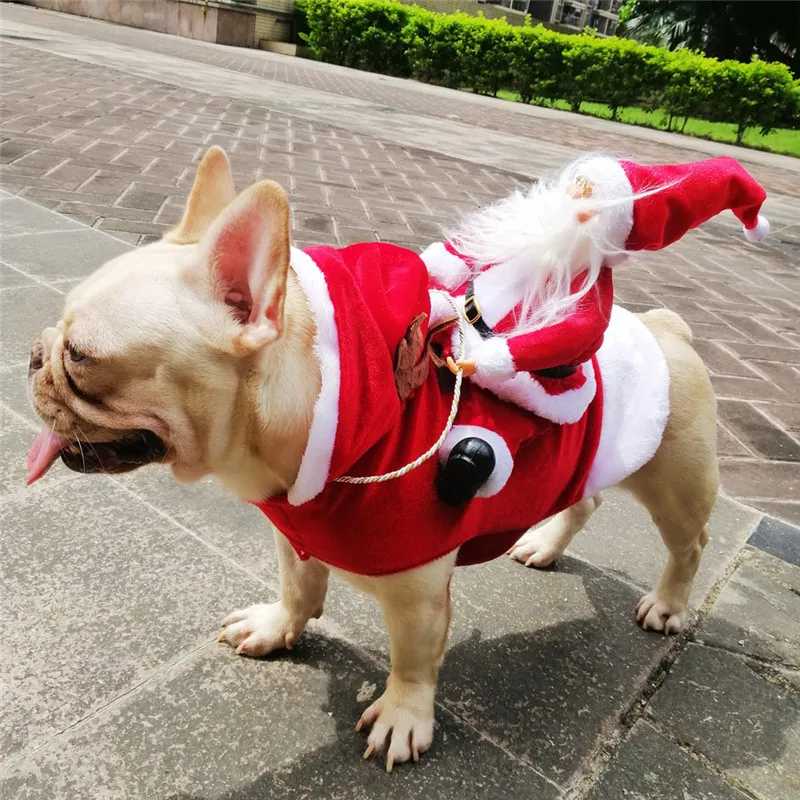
[583, 306, 670, 498]
[743, 215, 769, 243]
[565, 156, 634, 251]
[429, 289, 455, 327]
[473, 336, 516, 382]
[497, 360, 596, 425]
[420, 241, 470, 289]
[454, 323, 597, 424]
[472, 262, 526, 327]
[438, 425, 514, 498]
[287, 248, 340, 506]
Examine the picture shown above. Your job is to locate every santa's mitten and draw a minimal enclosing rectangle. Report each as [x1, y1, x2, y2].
[436, 437, 496, 506]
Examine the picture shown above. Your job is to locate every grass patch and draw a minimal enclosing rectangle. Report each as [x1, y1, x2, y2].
[493, 90, 800, 158]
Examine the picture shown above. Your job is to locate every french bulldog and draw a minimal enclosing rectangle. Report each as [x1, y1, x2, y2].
[27, 147, 719, 771]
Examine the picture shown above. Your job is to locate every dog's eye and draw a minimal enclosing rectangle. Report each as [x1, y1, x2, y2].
[67, 342, 85, 363]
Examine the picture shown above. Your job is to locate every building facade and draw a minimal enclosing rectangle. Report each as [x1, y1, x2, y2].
[508, 0, 622, 37]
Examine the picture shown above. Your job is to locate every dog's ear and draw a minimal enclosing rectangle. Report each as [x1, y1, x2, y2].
[197, 180, 291, 355]
[166, 146, 236, 245]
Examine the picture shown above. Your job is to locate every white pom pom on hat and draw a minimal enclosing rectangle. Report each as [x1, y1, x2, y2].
[743, 214, 770, 243]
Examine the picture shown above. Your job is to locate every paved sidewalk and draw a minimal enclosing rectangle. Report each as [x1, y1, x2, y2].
[1, 6, 800, 798]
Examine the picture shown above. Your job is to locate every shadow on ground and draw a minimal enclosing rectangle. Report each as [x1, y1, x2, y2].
[164, 559, 798, 800]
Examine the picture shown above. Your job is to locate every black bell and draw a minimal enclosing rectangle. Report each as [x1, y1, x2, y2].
[436, 437, 496, 506]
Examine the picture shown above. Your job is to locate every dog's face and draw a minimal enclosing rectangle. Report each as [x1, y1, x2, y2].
[27, 147, 300, 496]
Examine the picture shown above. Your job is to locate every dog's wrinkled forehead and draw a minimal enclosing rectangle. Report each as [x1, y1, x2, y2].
[62, 240, 195, 354]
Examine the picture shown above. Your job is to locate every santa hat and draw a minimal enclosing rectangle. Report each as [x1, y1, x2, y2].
[567, 155, 770, 251]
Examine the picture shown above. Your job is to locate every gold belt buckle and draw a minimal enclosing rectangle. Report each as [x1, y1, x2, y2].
[464, 294, 482, 325]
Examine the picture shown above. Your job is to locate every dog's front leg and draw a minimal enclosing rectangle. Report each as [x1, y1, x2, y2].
[220, 529, 329, 656]
[349, 551, 457, 771]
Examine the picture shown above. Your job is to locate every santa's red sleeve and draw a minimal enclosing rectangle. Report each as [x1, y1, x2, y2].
[472, 267, 613, 381]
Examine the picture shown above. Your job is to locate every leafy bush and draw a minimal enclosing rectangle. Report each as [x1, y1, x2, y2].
[302, 0, 800, 142]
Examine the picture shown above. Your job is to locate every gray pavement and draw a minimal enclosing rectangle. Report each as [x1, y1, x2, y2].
[2, 5, 800, 798]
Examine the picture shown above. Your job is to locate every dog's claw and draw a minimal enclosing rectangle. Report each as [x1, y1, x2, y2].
[386, 754, 394, 773]
[363, 743, 375, 761]
[355, 718, 363, 733]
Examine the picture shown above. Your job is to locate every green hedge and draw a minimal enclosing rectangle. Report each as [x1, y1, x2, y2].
[302, 0, 799, 142]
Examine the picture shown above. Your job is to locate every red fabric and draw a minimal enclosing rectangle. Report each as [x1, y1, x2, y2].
[499, 270, 613, 373]
[255, 244, 603, 576]
[304, 243, 431, 482]
[432, 246, 613, 377]
[622, 156, 767, 250]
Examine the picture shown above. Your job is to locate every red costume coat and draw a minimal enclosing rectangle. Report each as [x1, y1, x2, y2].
[422, 241, 614, 425]
[254, 243, 605, 576]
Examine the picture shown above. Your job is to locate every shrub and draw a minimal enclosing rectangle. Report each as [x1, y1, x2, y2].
[302, 0, 799, 141]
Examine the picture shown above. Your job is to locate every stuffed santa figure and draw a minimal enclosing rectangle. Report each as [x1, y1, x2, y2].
[422, 154, 769, 504]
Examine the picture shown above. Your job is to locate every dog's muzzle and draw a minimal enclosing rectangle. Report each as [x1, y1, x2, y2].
[59, 430, 168, 474]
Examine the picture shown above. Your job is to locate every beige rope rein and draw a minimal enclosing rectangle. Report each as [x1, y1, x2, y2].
[335, 292, 466, 485]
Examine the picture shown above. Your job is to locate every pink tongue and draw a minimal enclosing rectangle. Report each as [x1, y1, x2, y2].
[27, 426, 71, 485]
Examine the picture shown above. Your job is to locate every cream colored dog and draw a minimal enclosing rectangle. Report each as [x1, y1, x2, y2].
[27, 147, 719, 771]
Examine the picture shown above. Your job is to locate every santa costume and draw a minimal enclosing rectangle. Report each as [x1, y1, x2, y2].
[252, 155, 769, 577]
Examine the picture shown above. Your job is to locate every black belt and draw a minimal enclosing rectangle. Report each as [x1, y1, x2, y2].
[463, 280, 578, 380]
[463, 280, 494, 340]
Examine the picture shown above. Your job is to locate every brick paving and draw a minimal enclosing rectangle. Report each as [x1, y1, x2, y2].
[1, 6, 799, 525]
[4, 3, 799, 198]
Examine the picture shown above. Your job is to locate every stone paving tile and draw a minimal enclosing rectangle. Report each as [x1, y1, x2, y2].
[0, 477, 266, 764]
[585, 721, 751, 800]
[749, 516, 800, 567]
[0, 637, 557, 800]
[0, 282, 66, 368]
[649, 644, 800, 800]
[0, 196, 82, 236]
[755, 501, 800, 530]
[1, 227, 131, 282]
[0, 260, 38, 290]
[697, 547, 800, 667]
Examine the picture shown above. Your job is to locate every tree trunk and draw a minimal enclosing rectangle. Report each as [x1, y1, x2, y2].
[736, 120, 746, 144]
[681, 116, 689, 133]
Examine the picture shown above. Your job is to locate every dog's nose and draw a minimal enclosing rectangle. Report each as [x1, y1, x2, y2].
[29, 340, 44, 376]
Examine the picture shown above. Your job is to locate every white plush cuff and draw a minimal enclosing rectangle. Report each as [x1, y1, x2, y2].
[474, 337, 516, 382]
[743, 215, 769, 243]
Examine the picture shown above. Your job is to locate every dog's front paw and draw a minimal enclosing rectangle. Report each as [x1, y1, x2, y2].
[356, 680, 435, 772]
[507, 525, 564, 568]
[635, 592, 688, 635]
[219, 602, 301, 657]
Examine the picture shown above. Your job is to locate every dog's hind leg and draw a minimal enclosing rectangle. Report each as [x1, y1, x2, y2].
[348, 550, 457, 771]
[622, 308, 719, 635]
[508, 494, 603, 568]
[219, 529, 329, 657]
[624, 472, 714, 634]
